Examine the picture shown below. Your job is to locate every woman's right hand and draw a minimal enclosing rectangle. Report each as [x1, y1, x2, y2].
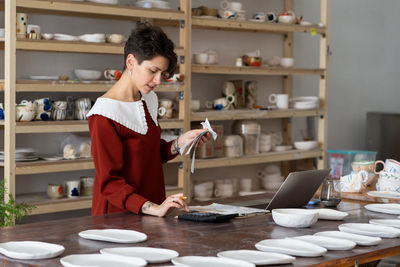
[141, 193, 188, 217]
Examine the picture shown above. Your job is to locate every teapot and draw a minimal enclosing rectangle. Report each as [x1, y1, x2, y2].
[278, 11, 295, 24]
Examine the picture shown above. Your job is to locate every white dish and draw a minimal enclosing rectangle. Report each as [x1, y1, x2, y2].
[217, 250, 295, 265]
[60, 254, 146, 267]
[40, 155, 64, 161]
[238, 190, 267, 196]
[53, 34, 79, 41]
[0, 241, 65, 260]
[367, 190, 400, 199]
[272, 145, 292, 152]
[100, 247, 179, 263]
[74, 69, 102, 80]
[294, 141, 318, 151]
[29, 75, 59, 80]
[272, 208, 319, 228]
[255, 238, 327, 257]
[315, 208, 349, 220]
[314, 231, 381, 246]
[78, 229, 147, 243]
[370, 219, 400, 229]
[365, 203, 400, 215]
[293, 101, 318, 110]
[41, 33, 54, 40]
[339, 223, 400, 238]
[291, 235, 356, 251]
[87, 0, 119, 4]
[172, 256, 255, 267]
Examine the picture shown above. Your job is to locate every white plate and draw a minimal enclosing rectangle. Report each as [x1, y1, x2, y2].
[315, 209, 349, 220]
[78, 229, 147, 243]
[314, 231, 381, 246]
[101, 247, 178, 263]
[217, 250, 295, 265]
[291, 235, 356, 251]
[255, 238, 327, 257]
[87, 0, 119, 4]
[339, 223, 400, 238]
[60, 254, 146, 267]
[172, 256, 255, 267]
[370, 219, 400, 228]
[54, 34, 79, 41]
[238, 190, 267, 196]
[40, 155, 64, 161]
[29, 75, 59, 80]
[0, 241, 65, 260]
[365, 203, 400, 215]
[367, 191, 400, 199]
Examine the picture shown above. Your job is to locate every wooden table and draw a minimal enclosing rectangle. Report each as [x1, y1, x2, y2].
[1, 200, 400, 267]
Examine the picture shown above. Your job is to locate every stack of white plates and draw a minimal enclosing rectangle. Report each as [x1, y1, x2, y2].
[135, 0, 171, 9]
[79, 33, 106, 43]
[290, 96, 319, 110]
[54, 33, 79, 42]
[0, 148, 39, 162]
[87, 0, 119, 5]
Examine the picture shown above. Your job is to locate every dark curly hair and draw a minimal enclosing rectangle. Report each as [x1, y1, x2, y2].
[124, 22, 177, 78]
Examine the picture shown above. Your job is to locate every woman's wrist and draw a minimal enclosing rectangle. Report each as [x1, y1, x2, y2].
[171, 136, 181, 155]
[141, 201, 160, 216]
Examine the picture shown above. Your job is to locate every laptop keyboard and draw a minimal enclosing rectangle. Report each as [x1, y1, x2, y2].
[228, 198, 271, 210]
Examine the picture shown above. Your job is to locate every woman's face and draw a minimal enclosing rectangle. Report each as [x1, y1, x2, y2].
[130, 54, 169, 95]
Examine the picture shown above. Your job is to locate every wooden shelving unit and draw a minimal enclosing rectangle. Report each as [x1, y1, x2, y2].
[2, 0, 329, 215]
[2, 0, 191, 216]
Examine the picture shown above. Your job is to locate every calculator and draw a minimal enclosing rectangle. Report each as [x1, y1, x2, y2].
[178, 212, 239, 222]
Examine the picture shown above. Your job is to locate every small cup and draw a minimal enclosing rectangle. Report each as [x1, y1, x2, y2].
[269, 94, 289, 109]
[47, 184, 64, 199]
[280, 57, 294, 68]
[193, 53, 209, 64]
[214, 184, 234, 198]
[240, 178, 252, 192]
[191, 99, 200, 111]
[80, 176, 94, 196]
[159, 99, 174, 109]
[65, 180, 81, 198]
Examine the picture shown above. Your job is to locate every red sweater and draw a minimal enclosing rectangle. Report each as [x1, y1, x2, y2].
[88, 101, 176, 215]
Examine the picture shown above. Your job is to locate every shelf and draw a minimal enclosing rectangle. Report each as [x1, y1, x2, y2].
[192, 17, 326, 35]
[15, 0, 185, 21]
[158, 119, 184, 129]
[195, 149, 323, 169]
[191, 109, 325, 121]
[8, 80, 184, 93]
[0, 119, 183, 133]
[18, 185, 182, 215]
[192, 64, 325, 76]
[0, 156, 182, 175]
[14, 39, 184, 56]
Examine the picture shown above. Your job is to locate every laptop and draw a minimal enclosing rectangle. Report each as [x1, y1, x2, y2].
[247, 168, 331, 210]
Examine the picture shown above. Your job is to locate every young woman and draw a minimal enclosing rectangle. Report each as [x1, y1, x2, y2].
[87, 23, 210, 217]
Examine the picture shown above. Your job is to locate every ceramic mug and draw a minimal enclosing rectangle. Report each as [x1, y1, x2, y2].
[253, 12, 266, 21]
[65, 180, 80, 198]
[239, 178, 252, 192]
[376, 177, 400, 192]
[16, 13, 27, 38]
[278, 11, 296, 24]
[159, 99, 174, 109]
[47, 184, 64, 199]
[191, 99, 200, 111]
[16, 100, 37, 122]
[374, 159, 400, 175]
[267, 12, 277, 22]
[213, 96, 235, 110]
[269, 94, 289, 109]
[336, 170, 368, 193]
[221, 81, 236, 97]
[104, 69, 122, 81]
[214, 183, 234, 198]
[80, 176, 94, 196]
[352, 161, 375, 173]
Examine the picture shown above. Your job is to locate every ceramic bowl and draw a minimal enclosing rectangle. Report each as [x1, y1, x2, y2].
[193, 53, 208, 64]
[106, 34, 125, 44]
[74, 69, 102, 80]
[280, 57, 294, 68]
[272, 208, 319, 228]
[294, 141, 318, 150]
[41, 33, 54, 40]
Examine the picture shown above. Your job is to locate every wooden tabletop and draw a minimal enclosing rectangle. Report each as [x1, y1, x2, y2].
[1, 200, 400, 267]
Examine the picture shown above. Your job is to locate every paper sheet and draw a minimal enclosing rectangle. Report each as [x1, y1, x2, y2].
[179, 118, 217, 173]
[188, 203, 268, 216]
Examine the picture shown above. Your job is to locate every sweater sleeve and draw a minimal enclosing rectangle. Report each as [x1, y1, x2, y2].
[160, 138, 178, 163]
[89, 115, 148, 214]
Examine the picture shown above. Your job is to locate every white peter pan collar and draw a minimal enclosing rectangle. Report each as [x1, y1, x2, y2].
[87, 91, 159, 135]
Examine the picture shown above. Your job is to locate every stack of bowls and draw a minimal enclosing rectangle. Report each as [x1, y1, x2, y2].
[259, 133, 272, 153]
[290, 96, 319, 110]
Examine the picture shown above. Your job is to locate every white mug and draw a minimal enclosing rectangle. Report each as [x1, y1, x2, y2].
[374, 159, 400, 175]
[191, 99, 200, 111]
[65, 180, 81, 198]
[214, 184, 234, 197]
[269, 94, 288, 109]
[240, 178, 252, 192]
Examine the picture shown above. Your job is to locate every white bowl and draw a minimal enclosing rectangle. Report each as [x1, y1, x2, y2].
[193, 53, 208, 64]
[280, 57, 294, 68]
[74, 69, 102, 80]
[41, 33, 54, 40]
[294, 141, 318, 150]
[272, 209, 319, 228]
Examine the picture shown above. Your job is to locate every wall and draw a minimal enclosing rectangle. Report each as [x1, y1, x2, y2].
[1, 0, 399, 220]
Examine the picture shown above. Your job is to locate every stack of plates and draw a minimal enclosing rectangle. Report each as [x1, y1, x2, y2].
[290, 96, 319, 110]
[87, 0, 119, 5]
[79, 33, 106, 43]
[0, 148, 39, 162]
[54, 34, 79, 42]
[135, 0, 171, 9]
